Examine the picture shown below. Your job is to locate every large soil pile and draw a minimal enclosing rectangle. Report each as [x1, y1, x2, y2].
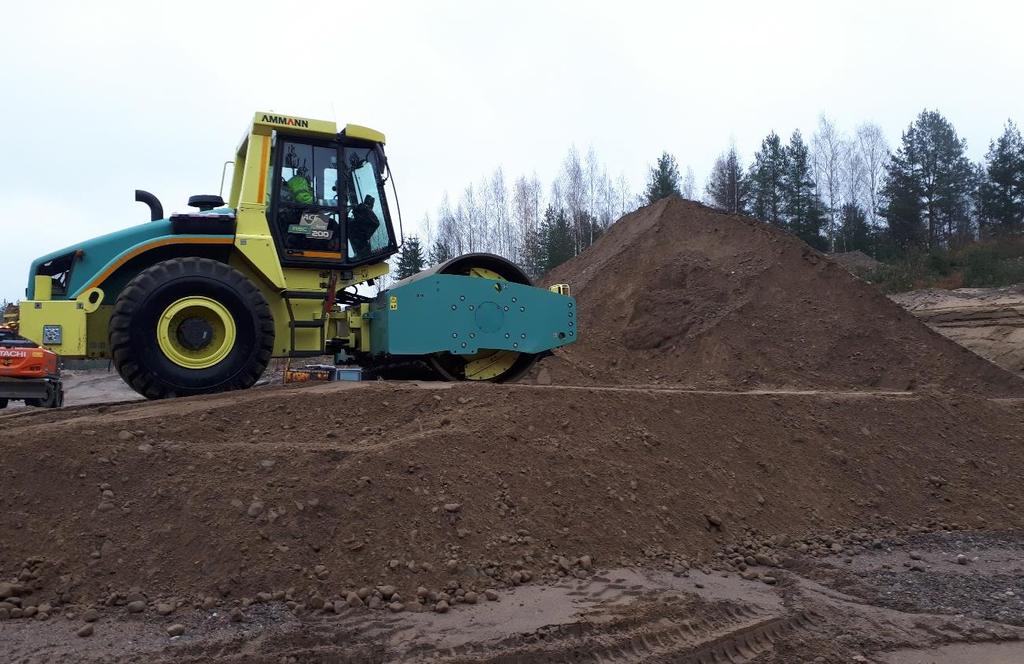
[1, 383, 1023, 609]
[544, 197, 1023, 395]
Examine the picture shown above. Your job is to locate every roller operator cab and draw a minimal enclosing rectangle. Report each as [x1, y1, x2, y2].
[17, 112, 577, 399]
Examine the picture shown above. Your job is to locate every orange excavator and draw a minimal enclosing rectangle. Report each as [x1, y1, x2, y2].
[0, 326, 63, 408]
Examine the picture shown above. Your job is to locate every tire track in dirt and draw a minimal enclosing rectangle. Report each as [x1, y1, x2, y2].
[435, 605, 813, 664]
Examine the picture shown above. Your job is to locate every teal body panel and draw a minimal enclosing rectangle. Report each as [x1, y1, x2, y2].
[370, 274, 576, 356]
[26, 213, 236, 300]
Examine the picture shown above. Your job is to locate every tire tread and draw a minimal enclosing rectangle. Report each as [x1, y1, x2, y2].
[109, 257, 274, 399]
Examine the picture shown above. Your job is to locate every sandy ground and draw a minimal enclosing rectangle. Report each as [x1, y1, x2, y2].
[2, 368, 142, 412]
[892, 286, 1024, 378]
[3, 357, 298, 411]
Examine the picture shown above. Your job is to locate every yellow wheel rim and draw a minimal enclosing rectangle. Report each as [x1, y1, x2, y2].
[465, 267, 517, 380]
[468, 267, 504, 281]
[156, 296, 236, 369]
[465, 349, 519, 380]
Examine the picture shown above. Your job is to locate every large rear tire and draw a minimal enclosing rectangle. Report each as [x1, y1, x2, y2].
[109, 257, 275, 399]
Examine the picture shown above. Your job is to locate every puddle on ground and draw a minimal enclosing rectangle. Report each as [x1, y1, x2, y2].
[881, 641, 1024, 664]
[388, 567, 781, 652]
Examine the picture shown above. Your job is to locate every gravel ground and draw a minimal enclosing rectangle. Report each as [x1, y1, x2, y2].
[826, 531, 1024, 626]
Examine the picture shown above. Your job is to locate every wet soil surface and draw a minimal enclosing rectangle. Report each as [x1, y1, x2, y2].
[4, 530, 1023, 663]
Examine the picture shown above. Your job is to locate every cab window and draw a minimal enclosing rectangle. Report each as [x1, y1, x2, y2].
[274, 142, 343, 257]
[341, 146, 392, 261]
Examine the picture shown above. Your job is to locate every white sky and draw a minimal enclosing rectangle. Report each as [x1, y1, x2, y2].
[1, 0, 1021, 301]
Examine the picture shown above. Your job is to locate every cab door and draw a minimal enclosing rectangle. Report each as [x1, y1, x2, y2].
[337, 137, 399, 266]
[268, 138, 347, 267]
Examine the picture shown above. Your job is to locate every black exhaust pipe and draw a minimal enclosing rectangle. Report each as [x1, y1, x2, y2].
[135, 190, 164, 221]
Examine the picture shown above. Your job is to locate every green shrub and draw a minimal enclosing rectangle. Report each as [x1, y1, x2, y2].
[961, 243, 1024, 287]
[926, 251, 953, 276]
[863, 263, 915, 293]
[862, 240, 1024, 292]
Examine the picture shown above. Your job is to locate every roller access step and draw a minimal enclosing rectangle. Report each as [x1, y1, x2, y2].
[281, 290, 328, 300]
[282, 289, 329, 356]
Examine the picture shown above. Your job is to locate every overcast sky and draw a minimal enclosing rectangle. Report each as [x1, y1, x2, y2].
[2, 0, 1021, 301]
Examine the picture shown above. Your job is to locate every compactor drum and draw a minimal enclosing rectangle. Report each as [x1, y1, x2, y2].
[15, 113, 576, 398]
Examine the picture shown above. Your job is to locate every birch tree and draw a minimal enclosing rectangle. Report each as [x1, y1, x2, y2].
[855, 122, 890, 228]
[616, 173, 632, 217]
[488, 168, 514, 260]
[681, 166, 696, 199]
[811, 114, 846, 250]
[560, 146, 587, 253]
[512, 174, 543, 261]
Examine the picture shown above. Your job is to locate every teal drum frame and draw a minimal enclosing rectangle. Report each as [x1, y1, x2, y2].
[369, 274, 576, 356]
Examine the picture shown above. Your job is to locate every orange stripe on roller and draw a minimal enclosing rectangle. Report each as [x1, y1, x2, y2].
[82, 238, 235, 292]
[257, 135, 270, 203]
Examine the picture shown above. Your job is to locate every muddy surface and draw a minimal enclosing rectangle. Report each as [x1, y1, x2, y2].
[4, 529, 1024, 662]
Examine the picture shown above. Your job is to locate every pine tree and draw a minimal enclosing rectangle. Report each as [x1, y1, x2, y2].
[706, 145, 749, 214]
[782, 130, 827, 250]
[428, 238, 453, 266]
[880, 146, 926, 253]
[541, 206, 575, 273]
[748, 132, 789, 227]
[838, 203, 872, 253]
[520, 226, 547, 280]
[881, 110, 975, 252]
[978, 120, 1024, 237]
[643, 152, 681, 204]
[394, 235, 426, 279]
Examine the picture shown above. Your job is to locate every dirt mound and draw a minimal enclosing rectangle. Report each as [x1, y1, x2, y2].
[543, 197, 1023, 395]
[828, 250, 883, 274]
[2, 381, 1023, 611]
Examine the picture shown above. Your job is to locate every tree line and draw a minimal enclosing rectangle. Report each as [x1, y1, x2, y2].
[693, 111, 1024, 260]
[394, 147, 640, 280]
[394, 110, 1024, 280]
